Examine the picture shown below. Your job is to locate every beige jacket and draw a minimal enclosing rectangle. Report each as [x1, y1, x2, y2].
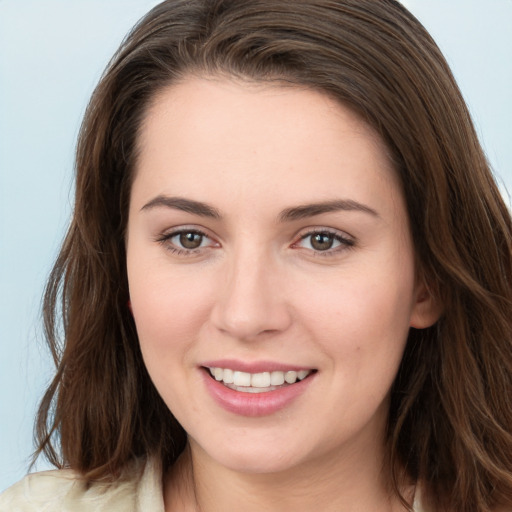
[0, 457, 425, 511]
[0, 458, 162, 511]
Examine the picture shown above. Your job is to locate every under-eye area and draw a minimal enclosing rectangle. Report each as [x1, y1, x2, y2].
[204, 367, 318, 394]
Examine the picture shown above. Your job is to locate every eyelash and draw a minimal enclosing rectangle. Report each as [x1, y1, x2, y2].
[155, 228, 355, 257]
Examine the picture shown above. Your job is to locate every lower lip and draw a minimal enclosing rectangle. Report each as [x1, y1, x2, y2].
[201, 369, 315, 417]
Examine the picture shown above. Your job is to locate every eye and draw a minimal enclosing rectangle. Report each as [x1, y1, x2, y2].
[295, 229, 354, 254]
[156, 228, 218, 255]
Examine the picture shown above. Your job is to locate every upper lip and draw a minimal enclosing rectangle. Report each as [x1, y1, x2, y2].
[201, 359, 315, 373]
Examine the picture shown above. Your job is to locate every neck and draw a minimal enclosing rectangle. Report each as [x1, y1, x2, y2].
[164, 441, 413, 512]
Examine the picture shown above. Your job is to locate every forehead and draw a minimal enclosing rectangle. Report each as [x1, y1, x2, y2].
[139, 76, 385, 156]
[132, 76, 402, 217]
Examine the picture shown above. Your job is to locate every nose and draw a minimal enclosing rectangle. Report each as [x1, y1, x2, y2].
[210, 247, 293, 341]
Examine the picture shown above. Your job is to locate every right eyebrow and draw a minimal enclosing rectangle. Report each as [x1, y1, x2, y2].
[140, 195, 222, 219]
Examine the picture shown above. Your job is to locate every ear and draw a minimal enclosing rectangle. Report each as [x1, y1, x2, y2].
[409, 279, 442, 329]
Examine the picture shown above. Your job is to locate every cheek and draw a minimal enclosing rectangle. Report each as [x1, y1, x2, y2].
[294, 261, 415, 364]
[128, 268, 217, 417]
[127, 257, 215, 361]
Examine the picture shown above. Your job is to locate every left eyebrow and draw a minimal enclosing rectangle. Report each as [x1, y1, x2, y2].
[278, 199, 379, 222]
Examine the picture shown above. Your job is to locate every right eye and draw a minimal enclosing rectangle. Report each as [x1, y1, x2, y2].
[157, 228, 218, 256]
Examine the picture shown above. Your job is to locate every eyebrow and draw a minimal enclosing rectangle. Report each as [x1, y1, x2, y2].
[141, 196, 221, 218]
[278, 199, 379, 222]
[141, 195, 379, 221]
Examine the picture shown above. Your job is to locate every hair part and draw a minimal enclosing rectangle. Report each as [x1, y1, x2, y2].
[35, 1, 512, 510]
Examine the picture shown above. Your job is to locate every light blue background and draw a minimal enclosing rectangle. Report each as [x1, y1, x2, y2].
[1, 0, 511, 491]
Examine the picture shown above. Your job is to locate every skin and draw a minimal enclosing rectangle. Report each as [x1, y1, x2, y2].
[126, 77, 440, 511]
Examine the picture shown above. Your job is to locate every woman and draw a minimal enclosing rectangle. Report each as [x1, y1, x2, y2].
[1, 0, 511, 510]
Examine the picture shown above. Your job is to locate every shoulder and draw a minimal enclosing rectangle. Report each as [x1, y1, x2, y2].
[0, 468, 86, 511]
[0, 457, 163, 512]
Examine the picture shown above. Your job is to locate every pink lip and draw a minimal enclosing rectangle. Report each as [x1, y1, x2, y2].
[200, 366, 316, 417]
[201, 359, 313, 373]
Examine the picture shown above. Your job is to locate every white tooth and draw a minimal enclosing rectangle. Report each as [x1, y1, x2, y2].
[270, 371, 285, 386]
[209, 367, 215, 377]
[214, 367, 223, 381]
[284, 371, 298, 384]
[297, 370, 309, 380]
[251, 372, 271, 387]
[233, 371, 251, 386]
[223, 368, 234, 384]
[230, 385, 275, 394]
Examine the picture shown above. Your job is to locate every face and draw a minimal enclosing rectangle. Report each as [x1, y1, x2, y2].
[126, 77, 438, 475]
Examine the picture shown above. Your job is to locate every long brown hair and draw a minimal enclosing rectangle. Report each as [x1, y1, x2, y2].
[35, 1, 512, 510]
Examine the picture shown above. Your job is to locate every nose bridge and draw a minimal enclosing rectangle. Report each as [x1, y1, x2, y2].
[211, 241, 291, 339]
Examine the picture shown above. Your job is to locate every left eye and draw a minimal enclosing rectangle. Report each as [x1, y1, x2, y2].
[297, 231, 353, 252]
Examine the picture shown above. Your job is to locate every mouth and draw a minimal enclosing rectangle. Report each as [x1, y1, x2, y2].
[204, 366, 316, 394]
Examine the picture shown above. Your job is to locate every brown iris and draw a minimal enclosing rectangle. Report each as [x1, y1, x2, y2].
[310, 233, 335, 251]
[179, 232, 203, 249]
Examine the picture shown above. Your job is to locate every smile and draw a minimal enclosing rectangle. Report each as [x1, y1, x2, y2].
[207, 367, 313, 393]
[202, 364, 317, 416]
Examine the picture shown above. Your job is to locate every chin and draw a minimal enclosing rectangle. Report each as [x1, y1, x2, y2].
[218, 452, 303, 475]
[191, 434, 313, 475]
